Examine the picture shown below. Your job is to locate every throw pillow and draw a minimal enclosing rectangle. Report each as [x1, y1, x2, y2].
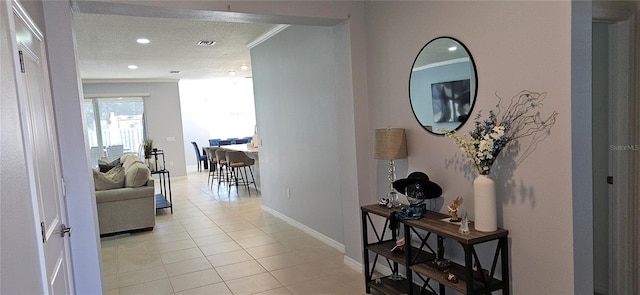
[98, 157, 121, 173]
[121, 154, 144, 169]
[104, 165, 125, 187]
[99, 162, 122, 173]
[124, 162, 150, 188]
[93, 166, 125, 191]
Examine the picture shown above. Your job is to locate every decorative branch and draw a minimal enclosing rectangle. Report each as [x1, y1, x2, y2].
[445, 90, 558, 175]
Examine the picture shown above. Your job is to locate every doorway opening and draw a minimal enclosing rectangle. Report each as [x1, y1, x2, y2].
[592, 2, 639, 293]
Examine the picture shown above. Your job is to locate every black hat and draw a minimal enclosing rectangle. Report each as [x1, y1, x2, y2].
[393, 172, 442, 199]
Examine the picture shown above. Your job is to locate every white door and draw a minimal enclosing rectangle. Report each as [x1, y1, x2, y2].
[13, 2, 74, 294]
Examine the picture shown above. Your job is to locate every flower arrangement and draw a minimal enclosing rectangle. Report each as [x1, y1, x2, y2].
[445, 90, 558, 175]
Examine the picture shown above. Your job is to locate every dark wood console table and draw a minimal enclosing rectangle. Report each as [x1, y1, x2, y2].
[361, 204, 509, 294]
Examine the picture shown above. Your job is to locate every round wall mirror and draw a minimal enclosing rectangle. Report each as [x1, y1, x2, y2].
[409, 37, 478, 135]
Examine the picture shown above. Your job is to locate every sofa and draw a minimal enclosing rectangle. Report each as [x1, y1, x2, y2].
[93, 154, 155, 235]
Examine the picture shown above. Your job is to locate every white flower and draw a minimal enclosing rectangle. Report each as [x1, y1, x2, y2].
[445, 90, 557, 175]
[491, 126, 505, 139]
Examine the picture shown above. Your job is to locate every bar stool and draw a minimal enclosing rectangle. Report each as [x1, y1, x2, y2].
[203, 147, 219, 187]
[215, 148, 229, 191]
[225, 151, 257, 195]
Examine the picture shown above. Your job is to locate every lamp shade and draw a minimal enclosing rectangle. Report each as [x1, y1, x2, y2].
[375, 128, 408, 160]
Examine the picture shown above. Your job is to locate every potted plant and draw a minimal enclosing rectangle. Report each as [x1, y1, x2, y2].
[143, 138, 153, 159]
[143, 139, 154, 170]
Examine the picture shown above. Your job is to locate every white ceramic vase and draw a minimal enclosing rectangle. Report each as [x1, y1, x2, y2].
[473, 174, 497, 232]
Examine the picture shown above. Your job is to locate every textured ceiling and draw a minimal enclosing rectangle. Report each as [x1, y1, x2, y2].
[73, 13, 277, 80]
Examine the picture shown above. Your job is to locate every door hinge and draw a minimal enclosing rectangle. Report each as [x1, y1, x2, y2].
[40, 222, 46, 243]
[18, 50, 25, 73]
[60, 224, 72, 238]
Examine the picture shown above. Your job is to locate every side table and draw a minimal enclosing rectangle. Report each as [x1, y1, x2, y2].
[151, 150, 172, 213]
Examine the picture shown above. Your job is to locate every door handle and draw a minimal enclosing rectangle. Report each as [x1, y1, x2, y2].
[60, 223, 72, 237]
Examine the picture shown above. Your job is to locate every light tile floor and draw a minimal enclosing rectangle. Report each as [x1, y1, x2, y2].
[101, 171, 367, 295]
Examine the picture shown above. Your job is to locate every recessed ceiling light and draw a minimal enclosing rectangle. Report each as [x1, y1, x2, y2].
[240, 65, 249, 70]
[196, 40, 216, 46]
[128, 65, 138, 69]
[448, 46, 457, 51]
[228, 70, 236, 76]
[136, 38, 150, 44]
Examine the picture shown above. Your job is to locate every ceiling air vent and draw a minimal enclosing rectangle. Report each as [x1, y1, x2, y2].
[170, 70, 181, 74]
[196, 40, 216, 46]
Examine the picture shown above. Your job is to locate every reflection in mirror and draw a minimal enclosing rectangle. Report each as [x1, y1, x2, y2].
[409, 37, 477, 135]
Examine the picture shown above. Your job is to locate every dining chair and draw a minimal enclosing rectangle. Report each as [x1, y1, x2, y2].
[219, 139, 232, 146]
[234, 138, 249, 144]
[105, 145, 124, 162]
[90, 146, 100, 167]
[191, 142, 208, 172]
[209, 138, 221, 147]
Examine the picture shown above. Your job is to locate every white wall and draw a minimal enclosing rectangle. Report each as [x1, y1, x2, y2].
[365, 1, 578, 293]
[333, 14, 365, 266]
[43, 2, 104, 293]
[251, 25, 346, 245]
[82, 82, 188, 177]
[179, 78, 256, 167]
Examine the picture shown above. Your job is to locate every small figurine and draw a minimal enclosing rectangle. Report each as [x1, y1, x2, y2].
[390, 237, 405, 252]
[447, 197, 463, 222]
[446, 273, 458, 283]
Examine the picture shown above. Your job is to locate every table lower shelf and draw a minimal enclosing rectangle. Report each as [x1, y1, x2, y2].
[155, 194, 172, 209]
[411, 260, 503, 294]
[367, 276, 435, 295]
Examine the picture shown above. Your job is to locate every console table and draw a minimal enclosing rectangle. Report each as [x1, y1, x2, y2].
[361, 204, 509, 294]
[151, 149, 172, 213]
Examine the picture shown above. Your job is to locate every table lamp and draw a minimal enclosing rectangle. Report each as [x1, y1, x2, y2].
[375, 128, 408, 207]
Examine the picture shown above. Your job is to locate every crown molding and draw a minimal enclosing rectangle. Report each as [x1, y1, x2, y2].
[82, 79, 180, 84]
[246, 24, 290, 49]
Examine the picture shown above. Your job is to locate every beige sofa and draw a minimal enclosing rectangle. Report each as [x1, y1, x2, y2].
[94, 154, 155, 235]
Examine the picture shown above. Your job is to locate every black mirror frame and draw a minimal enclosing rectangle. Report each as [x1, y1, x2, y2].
[408, 36, 478, 135]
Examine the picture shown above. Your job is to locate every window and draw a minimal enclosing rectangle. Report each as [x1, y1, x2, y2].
[84, 96, 145, 167]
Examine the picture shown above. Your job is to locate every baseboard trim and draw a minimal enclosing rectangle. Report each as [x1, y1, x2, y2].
[343, 255, 362, 273]
[261, 205, 345, 253]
